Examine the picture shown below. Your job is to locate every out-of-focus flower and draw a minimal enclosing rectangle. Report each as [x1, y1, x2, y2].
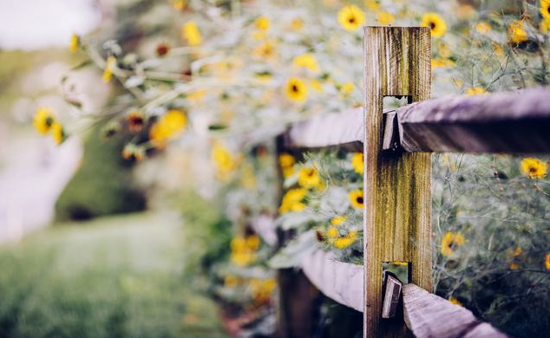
[230, 236, 258, 267]
[254, 41, 276, 59]
[279, 188, 307, 213]
[255, 16, 270, 31]
[172, 0, 186, 11]
[149, 110, 187, 147]
[182, 21, 202, 46]
[102, 56, 116, 83]
[545, 252, 550, 270]
[349, 190, 364, 209]
[351, 152, 363, 174]
[508, 20, 528, 44]
[509, 262, 519, 270]
[377, 12, 395, 26]
[224, 275, 239, 288]
[421, 13, 447, 38]
[250, 278, 276, 303]
[455, 4, 475, 20]
[449, 297, 463, 306]
[476, 22, 491, 35]
[212, 143, 235, 177]
[465, 87, 486, 96]
[51, 122, 66, 145]
[437, 41, 451, 58]
[340, 82, 354, 95]
[291, 18, 303, 31]
[156, 42, 170, 57]
[310, 79, 323, 92]
[279, 153, 295, 177]
[127, 111, 145, 133]
[338, 5, 365, 32]
[33, 107, 55, 134]
[333, 230, 358, 249]
[364, 0, 380, 10]
[541, 0, 550, 21]
[293, 53, 319, 73]
[69, 34, 79, 52]
[331, 216, 346, 226]
[327, 227, 339, 239]
[440, 232, 465, 256]
[298, 167, 321, 188]
[285, 77, 308, 102]
[431, 59, 455, 69]
[520, 158, 547, 179]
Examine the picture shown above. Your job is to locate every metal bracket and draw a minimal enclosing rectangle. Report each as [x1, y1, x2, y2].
[381, 270, 403, 319]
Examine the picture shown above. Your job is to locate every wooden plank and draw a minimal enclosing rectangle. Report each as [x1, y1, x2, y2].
[284, 107, 363, 148]
[402, 284, 509, 338]
[301, 249, 364, 313]
[364, 26, 432, 338]
[384, 87, 550, 153]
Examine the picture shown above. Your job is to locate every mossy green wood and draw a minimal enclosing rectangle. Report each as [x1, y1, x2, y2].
[363, 26, 432, 338]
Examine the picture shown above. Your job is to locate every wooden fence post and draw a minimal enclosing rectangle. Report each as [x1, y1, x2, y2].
[363, 27, 432, 337]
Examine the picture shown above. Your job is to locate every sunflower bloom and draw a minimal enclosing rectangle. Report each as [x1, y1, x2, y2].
[250, 278, 276, 304]
[465, 87, 486, 96]
[351, 152, 364, 174]
[334, 230, 358, 249]
[327, 227, 339, 239]
[279, 188, 307, 214]
[255, 16, 270, 31]
[508, 20, 528, 44]
[33, 107, 55, 134]
[421, 13, 447, 38]
[440, 232, 465, 256]
[545, 252, 550, 270]
[69, 34, 79, 52]
[254, 41, 276, 59]
[520, 158, 547, 179]
[476, 22, 491, 35]
[51, 122, 66, 145]
[279, 153, 295, 177]
[182, 21, 202, 46]
[293, 53, 319, 72]
[338, 5, 365, 32]
[331, 216, 346, 226]
[212, 144, 235, 177]
[285, 77, 308, 102]
[298, 167, 321, 189]
[377, 12, 395, 26]
[349, 190, 364, 209]
[541, 0, 550, 20]
[149, 110, 187, 147]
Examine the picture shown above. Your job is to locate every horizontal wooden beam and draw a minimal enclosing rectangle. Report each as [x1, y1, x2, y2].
[284, 108, 363, 149]
[301, 249, 364, 312]
[385, 87, 550, 153]
[402, 284, 508, 338]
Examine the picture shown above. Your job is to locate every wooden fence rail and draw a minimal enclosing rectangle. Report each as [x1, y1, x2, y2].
[260, 26, 550, 338]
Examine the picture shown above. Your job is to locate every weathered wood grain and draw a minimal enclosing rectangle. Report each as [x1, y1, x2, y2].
[302, 249, 364, 313]
[284, 107, 363, 148]
[402, 284, 509, 338]
[385, 87, 550, 153]
[364, 26, 432, 338]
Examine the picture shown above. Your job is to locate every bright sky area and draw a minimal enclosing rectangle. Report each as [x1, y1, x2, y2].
[0, 0, 101, 50]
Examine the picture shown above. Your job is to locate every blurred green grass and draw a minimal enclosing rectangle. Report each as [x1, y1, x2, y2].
[0, 212, 228, 338]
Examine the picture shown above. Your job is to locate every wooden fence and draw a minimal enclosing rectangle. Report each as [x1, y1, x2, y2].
[250, 26, 550, 338]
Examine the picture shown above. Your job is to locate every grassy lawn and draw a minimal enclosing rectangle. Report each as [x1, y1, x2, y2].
[0, 212, 228, 338]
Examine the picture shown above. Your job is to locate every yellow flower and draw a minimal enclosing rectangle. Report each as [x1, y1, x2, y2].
[51, 122, 66, 145]
[172, 0, 186, 10]
[327, 227, 339, 239]
[449, 297, 463, 307]
[377, 12, 395, 26]
[285, 77, 308, 102]
[541, 18, 550, 34]
[279, 153, 295, 168]
[351, 152, 364, 174]
[520, 158, 548, 179]
[508, 20, 528, 44]
[298, 167, 321, 189]
[541, 0, 550, 20]
[349, 190, 364, 209]
[440, 232, 465, 256]
[254, 41, 275, 59]
[509, 262, 519, 270]
[340, 82, 354, 95]
[230, 236, 258, 267]
[465, 87, 486, 96]
[246, 235, 260, 250]
[545, 252, 550, 270]
[224, 275, 239, 288]
[513, 246, 523, 257]
[364, 0, 380, 10]
[33, 107, 55, 134]
[431, 59, 455, 68]
[187, 90, 205, 104]
[333, 230, 358, 249]
[250, 278, 277, 303]
[293, 53, 319, 73]
[102, 56, 116, 83]
[255, 16, 270, 31]
[182, 21, 202, 46]
[338, 5, 365, 32]
[310, 79, 323, 92]
[212, 144, 235, 177]
[331, 216, 347, 226]
[476, 22, 491, 35]
[291, 18, 303, 31]
[69, 34, 79, 52]
[149, 110, 187, 147]
[421, 13, 447, 38]
[279, 188, 307, 214]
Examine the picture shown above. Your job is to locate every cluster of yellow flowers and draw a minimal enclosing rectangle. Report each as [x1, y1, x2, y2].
[223, 275, 277, 304]
[33, 107, 66, 145]
[320, 216, 359, 250]
[230, 234, 260, 267]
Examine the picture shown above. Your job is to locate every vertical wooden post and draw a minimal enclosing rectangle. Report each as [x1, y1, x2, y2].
[363, 27, 432, 337]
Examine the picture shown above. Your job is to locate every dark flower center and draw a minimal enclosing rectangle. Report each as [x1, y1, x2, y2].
[292, 85, 299, 92]
[529, 166, 537, 173]
[430, 22, 436, 30]
[349, 17, 356, 24]
[356, 196, 364, 204]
